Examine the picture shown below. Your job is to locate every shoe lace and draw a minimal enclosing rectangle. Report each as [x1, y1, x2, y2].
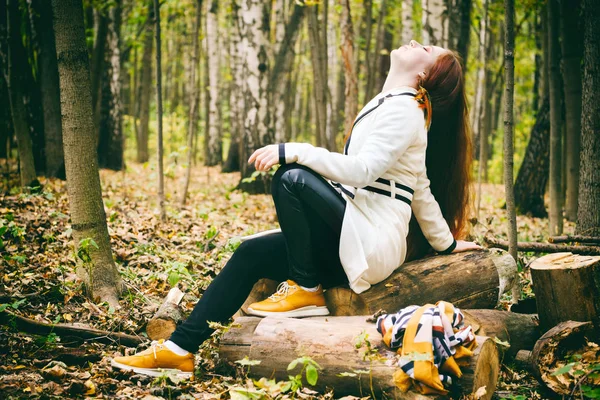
[268, 281, 296, 301]
[149, 340, 164, 360]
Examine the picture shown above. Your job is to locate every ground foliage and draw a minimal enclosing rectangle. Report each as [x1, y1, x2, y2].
[0, 161, 579, 399]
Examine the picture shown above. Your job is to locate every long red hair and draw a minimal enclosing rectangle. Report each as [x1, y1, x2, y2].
[406, 51, 473, 261]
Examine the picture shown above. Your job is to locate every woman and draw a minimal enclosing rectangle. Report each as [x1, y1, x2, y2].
[111, 40, 481, 378]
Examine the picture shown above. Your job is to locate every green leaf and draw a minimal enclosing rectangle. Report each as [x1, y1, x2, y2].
[305, 363, 318, 386]
[551, 362, 576, 376]
[235, 357, 262, 366]
[0, 304, 7, 312]
[493, 337, 511, 348]
[167, 271, 180, 287]
[337, 372, 357, 377]
[287, 359, 299, 371]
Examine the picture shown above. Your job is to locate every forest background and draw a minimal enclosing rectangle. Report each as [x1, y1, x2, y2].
[0, 0, 599, 398]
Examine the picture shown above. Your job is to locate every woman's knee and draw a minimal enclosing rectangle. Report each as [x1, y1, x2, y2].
[272, 163, 309, 191]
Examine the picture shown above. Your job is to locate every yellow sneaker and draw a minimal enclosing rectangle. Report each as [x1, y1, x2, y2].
[110, 339, 194, 379]
[247, 280, 330, 317]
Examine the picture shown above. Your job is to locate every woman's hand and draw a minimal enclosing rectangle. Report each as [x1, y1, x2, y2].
[248, 144, 279, 172]
[451, 240, 483, 253]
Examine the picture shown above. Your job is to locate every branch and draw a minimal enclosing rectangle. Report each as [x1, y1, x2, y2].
[484, 236, 600, 255]
[548, 235, 600, 245]
[0, 309, 145, 347]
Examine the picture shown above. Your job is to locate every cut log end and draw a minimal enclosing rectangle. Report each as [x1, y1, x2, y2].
[456, 336, 499, 400]
[146, 287, 185, 340]
[146, 318, 177, 341]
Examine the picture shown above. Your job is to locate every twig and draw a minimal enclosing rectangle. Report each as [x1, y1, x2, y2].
[0, 309, 145, 347]
[484, 236, 600, 255]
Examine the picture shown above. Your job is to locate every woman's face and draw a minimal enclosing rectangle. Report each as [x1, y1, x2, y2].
[390, 40, 447, 78]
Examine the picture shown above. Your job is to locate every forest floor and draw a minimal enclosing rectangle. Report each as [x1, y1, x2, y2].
[0, 161, 575, 399]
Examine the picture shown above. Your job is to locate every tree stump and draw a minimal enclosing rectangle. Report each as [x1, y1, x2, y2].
[531, 320, 599, 396]
[530, 252, 600, 333]
[146, 287, 185, 340]
[240, 249, 517, 316]
[462, 309, 540, 360]
[220, 316, 500, 399]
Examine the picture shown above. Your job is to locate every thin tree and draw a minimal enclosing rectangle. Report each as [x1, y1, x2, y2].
[401, 0, 413, 44]
[136, 0, 153, 164]
[2, 0, 38, 188]
[547, 0, 563, 235]
[559, 0, 583, 221]
[340, 0, 358, 137]
[204, 0, 222, 166]
[153, 0, 165, 220]
[475, 0, 489, 219]
[456, 0, 472, 66]
[51, 0, 121, 306]
[503, 0, 518, 290]
[307, 4, 328, 148]
[576, 0, 600, 236]
[180, 0, 201, 207]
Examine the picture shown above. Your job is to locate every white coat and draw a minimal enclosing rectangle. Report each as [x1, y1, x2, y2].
[254, 86, 456, 294]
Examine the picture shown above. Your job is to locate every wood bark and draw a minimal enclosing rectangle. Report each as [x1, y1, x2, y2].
[462, 309, 540, 361]
[503, 0, 518, 266]
[514, 98, 549, 217]
[530, 253, 600, 332]
[531, 321, 597, 395]
[221, 316, 499, 399]
[32, 0, 64, 179]
[136, 1, 153, 164]
[223, 2, 242, 173]
[485, 236, 600, 255]
[307, 5, 328, 149]
[204, 0, 222, 167]
[237, 0, 272, 194]
[153, 0, 165, 221]
[340, 0, 358, 140]
[576, 0, 600, 237]
[180, 0, 201, 207]
[425, 0, 446, 46]
[97, 0, 124, 171]
[90, 10, 108, 125]
[146, 287, 185, 340]
[244, 250, 517, 317]
[559, 0, 582, 222]
[401, 0, 413, 45]
[52, 0, 121, 306]
[548, 235, 600, 245]
[547, 0, 563, 236]
[3, 0, 38, 188]
[475, 0, 489, 218]
[364, 0, 386, 102]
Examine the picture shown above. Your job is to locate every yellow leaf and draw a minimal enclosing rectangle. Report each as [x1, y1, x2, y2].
[63, 313, 72, 322]
[84, 380, 95, 395]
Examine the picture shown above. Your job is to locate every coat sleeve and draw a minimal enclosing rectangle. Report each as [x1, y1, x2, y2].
[411, 168, 457, 253]
[279, 97, 419, 188]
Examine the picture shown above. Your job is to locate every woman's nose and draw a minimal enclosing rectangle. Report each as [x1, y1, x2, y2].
[410, 40, 421, 48]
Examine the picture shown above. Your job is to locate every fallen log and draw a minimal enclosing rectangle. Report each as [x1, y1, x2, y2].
[531, 321, 598, 396]
[220, 316, 499, 399]
[548, 235, 600, 245]
[485, 236, 600, 256]
[146, 287, 185, 340]
[0, 309, 144, 347]
[530, 253, 600, 332]
[462, 309, 540, 360]
[241, 249, 517, 316]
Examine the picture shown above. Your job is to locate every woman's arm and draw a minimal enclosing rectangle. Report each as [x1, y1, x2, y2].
[249, 97, 420, 188]
[411, 169, 481, 254]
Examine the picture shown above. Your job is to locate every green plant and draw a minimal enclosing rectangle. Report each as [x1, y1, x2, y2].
[552, 353, 600, 398]
[285, 356, 321, 392]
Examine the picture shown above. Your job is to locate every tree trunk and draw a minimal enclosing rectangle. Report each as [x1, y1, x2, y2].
[503, 0, 518, 266]
[307, 5, 328, 149]
[340, 0, 358, 139]
[90, 10, 108, 127]
[530, 253, 600, 332]
[2, 0, 38, 189]
[364, 0, 386, 102]
[223, 2, 242, 173]
[401, 0, 414, 45]
[547, 0, 563, 236]
[472, 0, 488, 162]
[425, 0, 446, 46]
[146, 287, 185, 340]
[51, 0, 121, 306]
[32, 0, 64, 179]
[244, 250, 517, 317]
[221, 317, 500, 400]
[576, 0, 600, 237]
[180, 0, 201, 207]
[97, 1, 124, 171]
[204, 0, 222, 166]
[559, 0, 582, 221]
[531, 321, 597, 395]
[237, 0, 272, 194]
[136, 1, 153, 164]
[153, 0, 165, 221]
[514, 98, 549, 217]
[456, 0, 471, 65]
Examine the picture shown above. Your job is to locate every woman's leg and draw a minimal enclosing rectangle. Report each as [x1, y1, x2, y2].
[168, 233, 290, 353]
[271, 163, 347, 288]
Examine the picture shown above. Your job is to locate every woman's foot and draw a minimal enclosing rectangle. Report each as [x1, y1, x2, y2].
[110, 339, 194, 378]
[247, 280, 330, 317]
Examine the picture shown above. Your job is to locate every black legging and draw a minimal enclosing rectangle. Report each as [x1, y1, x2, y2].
[169, 163, 349, 352]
